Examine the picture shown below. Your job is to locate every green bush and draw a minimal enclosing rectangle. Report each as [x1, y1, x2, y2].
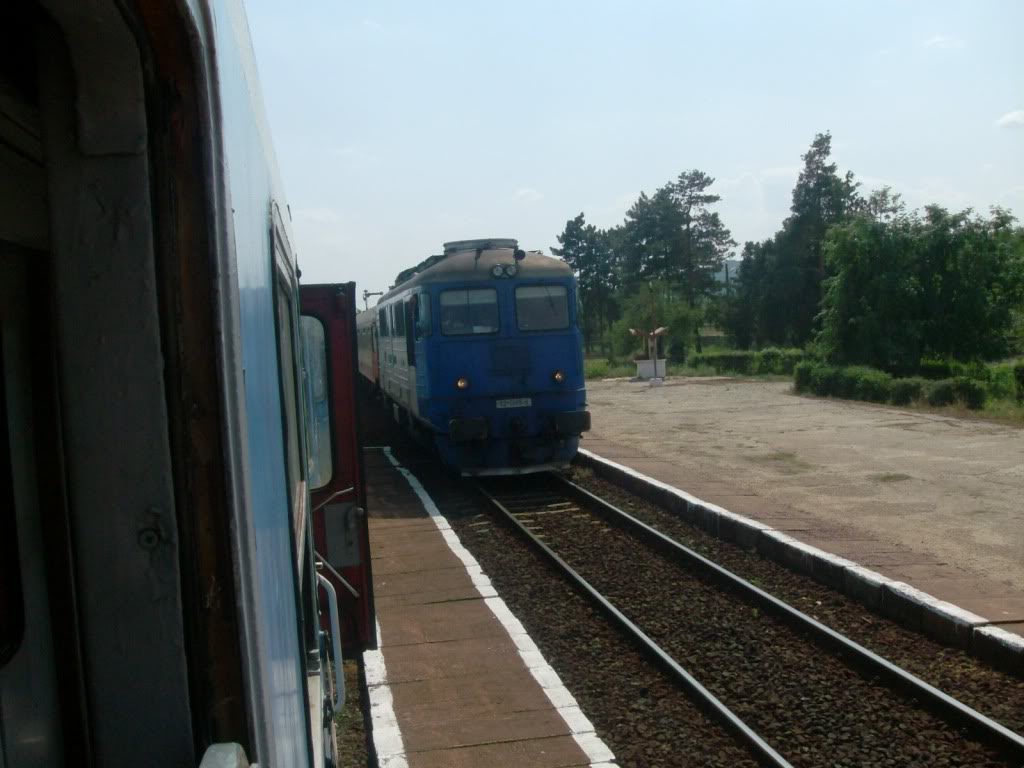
[793, 361, 815, 392]
[753, 347, 782, 374]
[693, 348, 804, 376]
[751, 347, 804, 374]
[780, 349, 804, 374]
[953, 377, 988, 409]
[927, 379, 957, 406]
[832, 367, 860, 399]
[584, 360, 608, 379]
[690, 351, 754, 374]
[988, 364, 1016, 400]
[1015, 362, 1024, 404]
[919, 359, 953, 380]
[890, 377, 926, 406]
[855, 368, 893, 403]
[810, 364, 838, 396]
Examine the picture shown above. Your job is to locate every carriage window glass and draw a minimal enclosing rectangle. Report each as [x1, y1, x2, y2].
[515, 285, 569, 331]
[394, 300, 406, 336]
[440, 288, 499, 335]
[276, 285, 303, 512]
[378, 307, 388, 337]
[0, 332, 25, 668]
[416, 292, 432, 339]
[300, 315, 332, 490]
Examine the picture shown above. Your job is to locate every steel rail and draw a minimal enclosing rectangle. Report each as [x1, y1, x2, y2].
[554, 475, 1024, 762]
[475, 483, 795, 768]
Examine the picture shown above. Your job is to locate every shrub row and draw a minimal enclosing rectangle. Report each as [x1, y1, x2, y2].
[1016, 362, 1024, 403]
[793, 362, 990, 410]
[690, 347, 804, 376]
[915, 358, 992, 381]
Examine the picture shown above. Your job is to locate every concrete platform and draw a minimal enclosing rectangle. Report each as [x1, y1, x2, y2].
[363, 449, 614, 768]
[579, 432, 1024, 665]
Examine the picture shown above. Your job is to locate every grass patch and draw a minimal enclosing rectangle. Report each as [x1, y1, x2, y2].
[871, 472, 912, 483]
[751, 450, 814, 473]
[584, 359, 635, 379]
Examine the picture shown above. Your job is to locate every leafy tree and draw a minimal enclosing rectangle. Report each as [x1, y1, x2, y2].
[817, 203, 1024, 369]
[817, 212, 923, 370]
[916, 206, 1024, 361]
[618, 170, 735, 303]
[772, 132, 860, 344]
[552, 213, 620, 352]
[608, 280, 699, 362]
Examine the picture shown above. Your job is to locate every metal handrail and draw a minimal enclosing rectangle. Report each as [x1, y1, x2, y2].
[316, 572, 345, 713]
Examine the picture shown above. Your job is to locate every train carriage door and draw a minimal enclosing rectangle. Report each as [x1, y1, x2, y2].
[412, 290, 432, 405]
[299, 283, 375, 651]
[404, 297, 420, 417]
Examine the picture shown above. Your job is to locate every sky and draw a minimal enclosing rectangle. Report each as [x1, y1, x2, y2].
[245, 0, 1024, 298]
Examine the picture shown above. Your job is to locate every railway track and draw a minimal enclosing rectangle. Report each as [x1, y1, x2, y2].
[475, 473, 1024, 768]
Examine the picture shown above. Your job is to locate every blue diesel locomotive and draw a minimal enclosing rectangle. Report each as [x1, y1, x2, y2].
[357, 239, 591, 474]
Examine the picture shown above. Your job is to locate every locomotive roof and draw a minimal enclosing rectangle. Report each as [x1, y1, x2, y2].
[379, 246, 573, 302]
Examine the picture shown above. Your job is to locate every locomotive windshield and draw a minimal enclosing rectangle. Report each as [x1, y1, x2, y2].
[440, 288, 499, 335]
[515, 285, 569, 332]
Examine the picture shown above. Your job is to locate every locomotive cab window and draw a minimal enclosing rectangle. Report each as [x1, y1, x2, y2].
[378, 307, 388, 337]
[440, 288, 498, 335]
[515, 285, 569, 332]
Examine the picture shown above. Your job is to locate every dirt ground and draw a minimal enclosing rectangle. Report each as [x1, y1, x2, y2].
[584, 377, 1024, 593]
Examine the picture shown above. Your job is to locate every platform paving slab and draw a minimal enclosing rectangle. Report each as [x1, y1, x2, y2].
[406, 735, 595, 768]
[365, 453, 598, 768]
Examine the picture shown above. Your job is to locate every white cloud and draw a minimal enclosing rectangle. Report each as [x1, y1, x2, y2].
[361, 19, 382, 29]
[296, 208, 341, 224]
[921, 34, 963, 50]
[514, 188, 544, 202]
[994, 110, 1024, 130]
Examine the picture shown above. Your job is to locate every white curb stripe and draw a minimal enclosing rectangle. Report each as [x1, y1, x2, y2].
[381, 447, 616, 766]
[363, 619, 408, 768]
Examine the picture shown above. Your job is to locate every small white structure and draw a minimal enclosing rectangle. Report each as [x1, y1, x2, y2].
[635, 359, 667, 380]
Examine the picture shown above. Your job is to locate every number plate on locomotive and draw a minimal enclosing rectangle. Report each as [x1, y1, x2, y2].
[496, 397, 532, 409]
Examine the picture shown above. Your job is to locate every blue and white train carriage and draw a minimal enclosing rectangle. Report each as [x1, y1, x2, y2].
[357, 239, 591, 474]
[0, 1, 373, 767]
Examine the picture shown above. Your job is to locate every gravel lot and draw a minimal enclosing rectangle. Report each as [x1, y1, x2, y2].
[584, 378, 1024, 592]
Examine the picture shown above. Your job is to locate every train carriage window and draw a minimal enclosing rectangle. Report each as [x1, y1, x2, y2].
[440, 288, 499, 335]
[416, 291, 432, 339]
[0, 331, 25, 668]
[300, 316, 332, 490]
[378, 307, 388, 337]
[276, 285, 304, 513]
[515, 285, 569, 331]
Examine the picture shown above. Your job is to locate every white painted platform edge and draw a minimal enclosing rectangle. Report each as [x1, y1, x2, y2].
[577, 448, 1020, 662]
[382, 448, 617, 766]
[363, 619, 408, 768]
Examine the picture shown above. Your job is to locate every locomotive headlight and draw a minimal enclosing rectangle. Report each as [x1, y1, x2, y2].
[552, 370, 566, 383]
[456, 376, 470, 390]
[491, 265, 504, 278]
[504, 263, 518, 277]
